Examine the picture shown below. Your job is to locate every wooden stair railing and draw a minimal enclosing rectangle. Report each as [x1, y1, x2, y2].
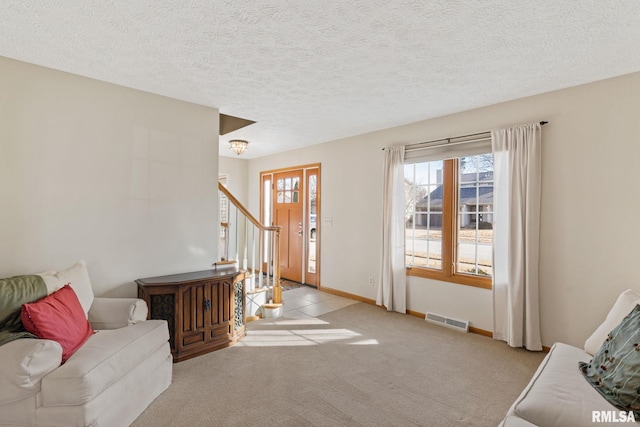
[217, 182, 283, 304]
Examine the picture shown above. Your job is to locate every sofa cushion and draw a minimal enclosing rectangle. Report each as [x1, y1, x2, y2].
[38, 260, 95, 318]
[35, 345, 172, 427]
[580, 304, 640, 417]
[510, 342, 624, 427]
[21, 284, 94, 362]
[0, 338, 62, 404]
[40, 319, 169, 406]
[585, 289, 640, 356]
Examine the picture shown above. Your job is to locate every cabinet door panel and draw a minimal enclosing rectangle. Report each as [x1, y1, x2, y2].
[221, 280, 232, 324]
[183, 332, 205, 347]
[210, 325, 230, 340]
[209, 282, 219, 327]
[181, 286, 193, 333]
[195, 284, 206, 330]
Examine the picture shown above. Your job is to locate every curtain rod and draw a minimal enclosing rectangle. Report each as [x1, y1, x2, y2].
[382, 121, 548, 151]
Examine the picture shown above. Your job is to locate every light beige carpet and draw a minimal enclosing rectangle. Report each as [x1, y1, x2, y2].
[131, 303, 544, 427]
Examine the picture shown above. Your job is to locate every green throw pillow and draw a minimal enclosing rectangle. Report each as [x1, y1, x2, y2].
[580, 304, 640, 417]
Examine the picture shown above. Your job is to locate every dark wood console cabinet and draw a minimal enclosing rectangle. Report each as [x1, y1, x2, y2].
[136, 269, 246, 362]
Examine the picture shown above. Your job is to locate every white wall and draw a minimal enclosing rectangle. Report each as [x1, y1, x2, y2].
[0, 57, 220, 297]
[219, 156, 249, 206]
[248, 71, 640, 348]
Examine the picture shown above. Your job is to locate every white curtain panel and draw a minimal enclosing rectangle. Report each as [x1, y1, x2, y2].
[491, 123, 542, 351]
[377, 146, 407, 313]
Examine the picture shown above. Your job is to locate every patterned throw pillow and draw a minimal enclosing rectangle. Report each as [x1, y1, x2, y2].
[580, 304, 640, 417]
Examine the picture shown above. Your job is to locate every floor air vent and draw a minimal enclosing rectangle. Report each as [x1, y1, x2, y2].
[425, 312, 469, 333]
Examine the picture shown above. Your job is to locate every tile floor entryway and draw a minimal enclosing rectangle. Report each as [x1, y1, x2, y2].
[281, 285, 358, 318]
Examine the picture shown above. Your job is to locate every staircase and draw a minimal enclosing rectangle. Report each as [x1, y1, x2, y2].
[216, 182, 283, 320]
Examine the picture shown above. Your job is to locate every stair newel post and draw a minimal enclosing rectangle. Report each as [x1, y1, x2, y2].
[272, 226, 283, 304]
[266, 230, 272, 289]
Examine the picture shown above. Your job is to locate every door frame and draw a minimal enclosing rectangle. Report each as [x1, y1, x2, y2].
[260, 163, 321, 288]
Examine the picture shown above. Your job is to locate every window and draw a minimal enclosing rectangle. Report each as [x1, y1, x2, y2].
[218, 175, 230, 260]
[276, 176, 300, 203]
[404, 153, 493, 289]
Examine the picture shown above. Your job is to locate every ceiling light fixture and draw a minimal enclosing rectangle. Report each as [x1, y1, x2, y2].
[228, 139, 249, 156]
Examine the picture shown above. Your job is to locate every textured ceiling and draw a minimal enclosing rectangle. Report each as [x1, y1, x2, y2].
[1, 1, 640, 159]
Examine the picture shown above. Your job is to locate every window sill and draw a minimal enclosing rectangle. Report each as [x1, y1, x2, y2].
[406, 267, 492, 290]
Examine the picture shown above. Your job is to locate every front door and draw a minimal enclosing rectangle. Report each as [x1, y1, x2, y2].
[273, 170, 304, 283]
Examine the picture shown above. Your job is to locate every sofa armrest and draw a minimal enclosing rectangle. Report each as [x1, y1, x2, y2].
[0, 339, 62, 404]
[88, 297, 149, 330]
[499, 415, 538, 427]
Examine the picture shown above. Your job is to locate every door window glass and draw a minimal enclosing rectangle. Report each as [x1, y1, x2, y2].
[276, 177, 300, 204]
[307, 173, 317, 274]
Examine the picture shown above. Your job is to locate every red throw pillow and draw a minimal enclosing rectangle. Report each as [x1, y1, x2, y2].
[21, 284, 94, 362]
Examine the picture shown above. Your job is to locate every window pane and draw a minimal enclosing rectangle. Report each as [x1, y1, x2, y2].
[457, 228, 492, 276]
[262, 178, 271, 227]
[404, 164, 415, 182]
[405, 161, 443, 271]
[457, 154, 493, 277]
[263, 177, 272, 263]
[413, 162, 431, 185]
[405, 229, 442, 269]
[307, 174, 317, 274]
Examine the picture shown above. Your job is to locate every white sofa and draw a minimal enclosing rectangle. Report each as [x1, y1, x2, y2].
[0, 261, 173, 427]
[500, 290, 640, 427]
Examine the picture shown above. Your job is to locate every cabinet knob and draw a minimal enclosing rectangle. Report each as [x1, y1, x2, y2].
[203, 299, 211, 310]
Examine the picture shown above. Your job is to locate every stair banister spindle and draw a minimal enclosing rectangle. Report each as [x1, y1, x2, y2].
[264, 230, 269, 290]
[258, 227, 263, 288]
[243, 216, 248, 270]
[234, 204, 239, 264]
[267, 230, 272, 290]
[229, 204, 233, 264]
[251, 224, 256, 291]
